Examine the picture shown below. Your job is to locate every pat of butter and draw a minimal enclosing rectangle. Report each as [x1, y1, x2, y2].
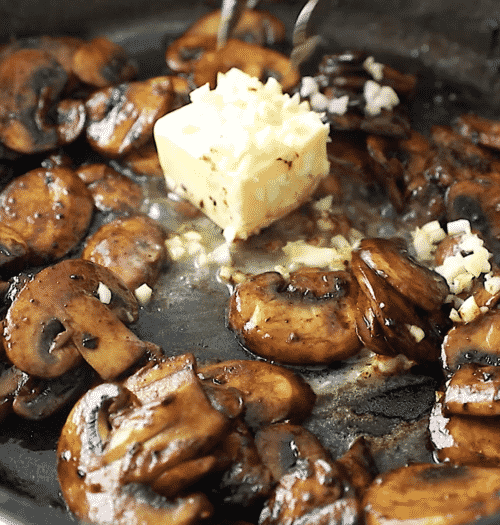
[154, 68, 330, 242]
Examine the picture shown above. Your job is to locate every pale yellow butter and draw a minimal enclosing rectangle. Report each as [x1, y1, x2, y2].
[153, 68, 330, 242]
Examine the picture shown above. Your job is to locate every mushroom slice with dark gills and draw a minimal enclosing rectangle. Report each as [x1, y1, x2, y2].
[2, 258, 157, 380]
[85, 76, 174, 158]
[57, 354, 230, 525]
[227, 268, 363, 365]
[362, 463, 500, 525]
[442, 309, 500, 373]
[82, 214, 168, 292]
[0, 166, 94, 266]
[0, 48, 86, 154]
[351, 237, 450, 362]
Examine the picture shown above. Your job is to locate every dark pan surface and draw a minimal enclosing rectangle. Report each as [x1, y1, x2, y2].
[2, 1, 500, 523]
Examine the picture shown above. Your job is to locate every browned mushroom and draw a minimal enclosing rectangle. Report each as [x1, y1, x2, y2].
[0, 223, 30, 277]
[351, 237, 449, 362]
[85, 76, 174, 158]
[0, 359, 28, 423]
[430, 395, 500, 466]
[303, 51, 414, 138]
[12, 364, 95, 420]
[184, 8, 286, 46]
[228, 268, 363, 365]
[0, 48, 86, 154]
[57, 353, 232, 524]
[76, 163, 143, 213]
[192, 39, 300, 91]
[442, 310, 500, 373]
[354, 237, 449, 312]
[454, 113, 500, 151]
[2, 259, 157, 380]
[71, 36, 138, 88]
[197, 359, 315, 430]
[82, 214, 168, 292]
[0, 166, 94, 265]
[445, 176, 500, 240]
[165, 34, 218, 74]
[254, 423, 332, 482]
[442, 364, 500, 417]
[211, 421, 274, 506]
[362, 463, 500, 525]
[430, 124, 497, 172]
[258, 424, 365, 525]
[119, 141, 165, 178]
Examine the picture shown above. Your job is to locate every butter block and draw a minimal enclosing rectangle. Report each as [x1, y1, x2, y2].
[154, 68, 330, 242]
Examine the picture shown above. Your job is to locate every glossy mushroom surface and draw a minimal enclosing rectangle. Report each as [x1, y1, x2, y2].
[228, 268, 363, 365]
[82, 214, 169, 291]
[0, 166, 94, 265]
[2, 259, 154, 379]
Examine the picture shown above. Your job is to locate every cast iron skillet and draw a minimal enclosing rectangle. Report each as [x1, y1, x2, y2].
[1, 1, 500, 524]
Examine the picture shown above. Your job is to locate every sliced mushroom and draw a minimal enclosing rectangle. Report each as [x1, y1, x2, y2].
[335, 436, 377, 499]
[193, 39, 300, 91]
[354, 237, 449, 311]
[122, 353, 197, 404]
[430, 396, 500, 466]
[118, 141, 165, 178]
[431, 124, 496, 172]
[0, 359, 29, 423]
[198, 359, 315, 430]
[58, 354, 231, 524]
[454, 113, 500, 152]
[443, 364, 500, 417]
[82, 214, 168, 292]
[12, 364, 95, 420]
[255, 423, 332, 482]
[0, 223, 30, 277]
[0, 49, 85, 154]
[0, 167, 94, 265]
[363, 463, 500, 525]
[165, 34, 218, 74]
[71, 36, 137, 88]
[76, 163, 143, 213]
[0, 35, 85, 92]
[258, 432, 357, 525]
[442, 310, 500, 373]
[351, 238, 449, 362]
[445, 176, 500, 240]
[184, 8, 286, 46]
[85, 76, 174, 158]
[212, 421, 274, 506]
[228, 269, 363, 365]
[2, 259, 149, 379]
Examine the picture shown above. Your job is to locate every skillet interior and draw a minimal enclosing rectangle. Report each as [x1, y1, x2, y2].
[1, 1, 500, 523]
